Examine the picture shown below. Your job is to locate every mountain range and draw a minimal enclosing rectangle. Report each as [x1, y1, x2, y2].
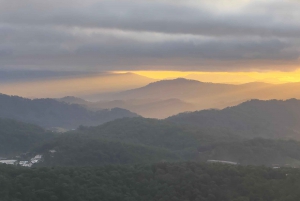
[3, 96, 300, 166]
[59, 78, 300, 118]
[110, 78, 297, 106]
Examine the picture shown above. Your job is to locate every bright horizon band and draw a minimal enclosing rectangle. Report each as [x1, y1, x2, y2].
[114, 70, 300, 84]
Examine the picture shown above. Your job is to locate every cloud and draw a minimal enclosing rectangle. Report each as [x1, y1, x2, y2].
[1, 0, 300, 38]
[0, 0, 299, 72]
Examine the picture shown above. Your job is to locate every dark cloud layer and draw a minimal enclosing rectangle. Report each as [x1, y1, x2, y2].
[0, 0, 300, 72]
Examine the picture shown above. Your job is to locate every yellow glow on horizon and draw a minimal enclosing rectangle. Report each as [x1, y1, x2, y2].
[115, 71, 193, 79]
[0, 73, 153, 99]
[114, 70, 300, 84]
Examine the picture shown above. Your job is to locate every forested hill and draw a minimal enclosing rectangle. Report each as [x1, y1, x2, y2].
[167, 99, 300, 140]
[78, 118, 204, 150]
[1, 162, 300, 201]
[30, 118, 300, 167]
[32, 118, 207, 166]
[0, 93, 138, 129]
[0, 118, 54, 156]
[199, 138, 300, 166]
[34, 134, 181, 167]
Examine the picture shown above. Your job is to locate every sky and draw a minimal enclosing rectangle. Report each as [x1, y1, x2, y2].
[1, 0, 300, 91]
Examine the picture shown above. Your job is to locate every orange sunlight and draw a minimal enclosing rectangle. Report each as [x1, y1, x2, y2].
[0, 73, 154, 98]
[114, 70, 300, 84]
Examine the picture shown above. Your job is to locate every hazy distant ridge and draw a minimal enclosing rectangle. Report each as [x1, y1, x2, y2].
[0, 93, 138, 129]
[100, 78, 300, 118]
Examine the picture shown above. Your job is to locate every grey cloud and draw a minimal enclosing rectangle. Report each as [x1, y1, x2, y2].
[75, 37, 295, 61]
[0, 0, 300, 72]
[0, 69, 97, 83]
[1, 0, 300, 38]
[0, 25, 298, 71]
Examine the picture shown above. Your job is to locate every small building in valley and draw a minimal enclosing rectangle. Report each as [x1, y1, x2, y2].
[207, 160, 238, 165]
[19, 161, 32, 167]
[31, 155, 43, 164]
[0, 160, 18, 165]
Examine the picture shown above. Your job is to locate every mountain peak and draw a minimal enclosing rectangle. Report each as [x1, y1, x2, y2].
[146, 78, 201, 86]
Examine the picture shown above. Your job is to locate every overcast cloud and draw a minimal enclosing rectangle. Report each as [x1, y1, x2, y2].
[1, 0, 300, 72]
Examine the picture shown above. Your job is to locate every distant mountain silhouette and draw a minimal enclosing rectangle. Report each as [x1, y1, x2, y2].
[111, 78, 279, 101]
[111, 78, 236, 100]
[101, 78, 300, 118]
[167, 99, 300, 140]
[0, 93, 138, 129]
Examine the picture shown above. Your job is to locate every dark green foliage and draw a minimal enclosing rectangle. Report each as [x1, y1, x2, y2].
[81, 118, 203, 150]
[34, 134, 180, 166]
[200, 138, 300, 166]
[0, 162, 300, 201]
[0, 93, 138, 129]
[0, 118, 53, 156]
[31, 118, 300, 167]
[30, 118, 230, 166]
[167, 99, 300, 140]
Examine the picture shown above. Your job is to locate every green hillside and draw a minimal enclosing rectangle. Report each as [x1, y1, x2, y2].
[34, 134, 180, 167]
[167, 99, 300, 140]
[0, 118, 54, 156]
[30, 117, 300, 167]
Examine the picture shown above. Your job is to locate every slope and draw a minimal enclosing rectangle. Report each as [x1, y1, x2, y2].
[76, 118, 212, 151]
[167, 99, 300, 139]
[34, 134, 180, 167]
[0, 118, 54, 156]
[199, 138, 300, 166]
[1, 162, 299, 201]
[30, 117, 300, 167]
[0, 93, 138, 129]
